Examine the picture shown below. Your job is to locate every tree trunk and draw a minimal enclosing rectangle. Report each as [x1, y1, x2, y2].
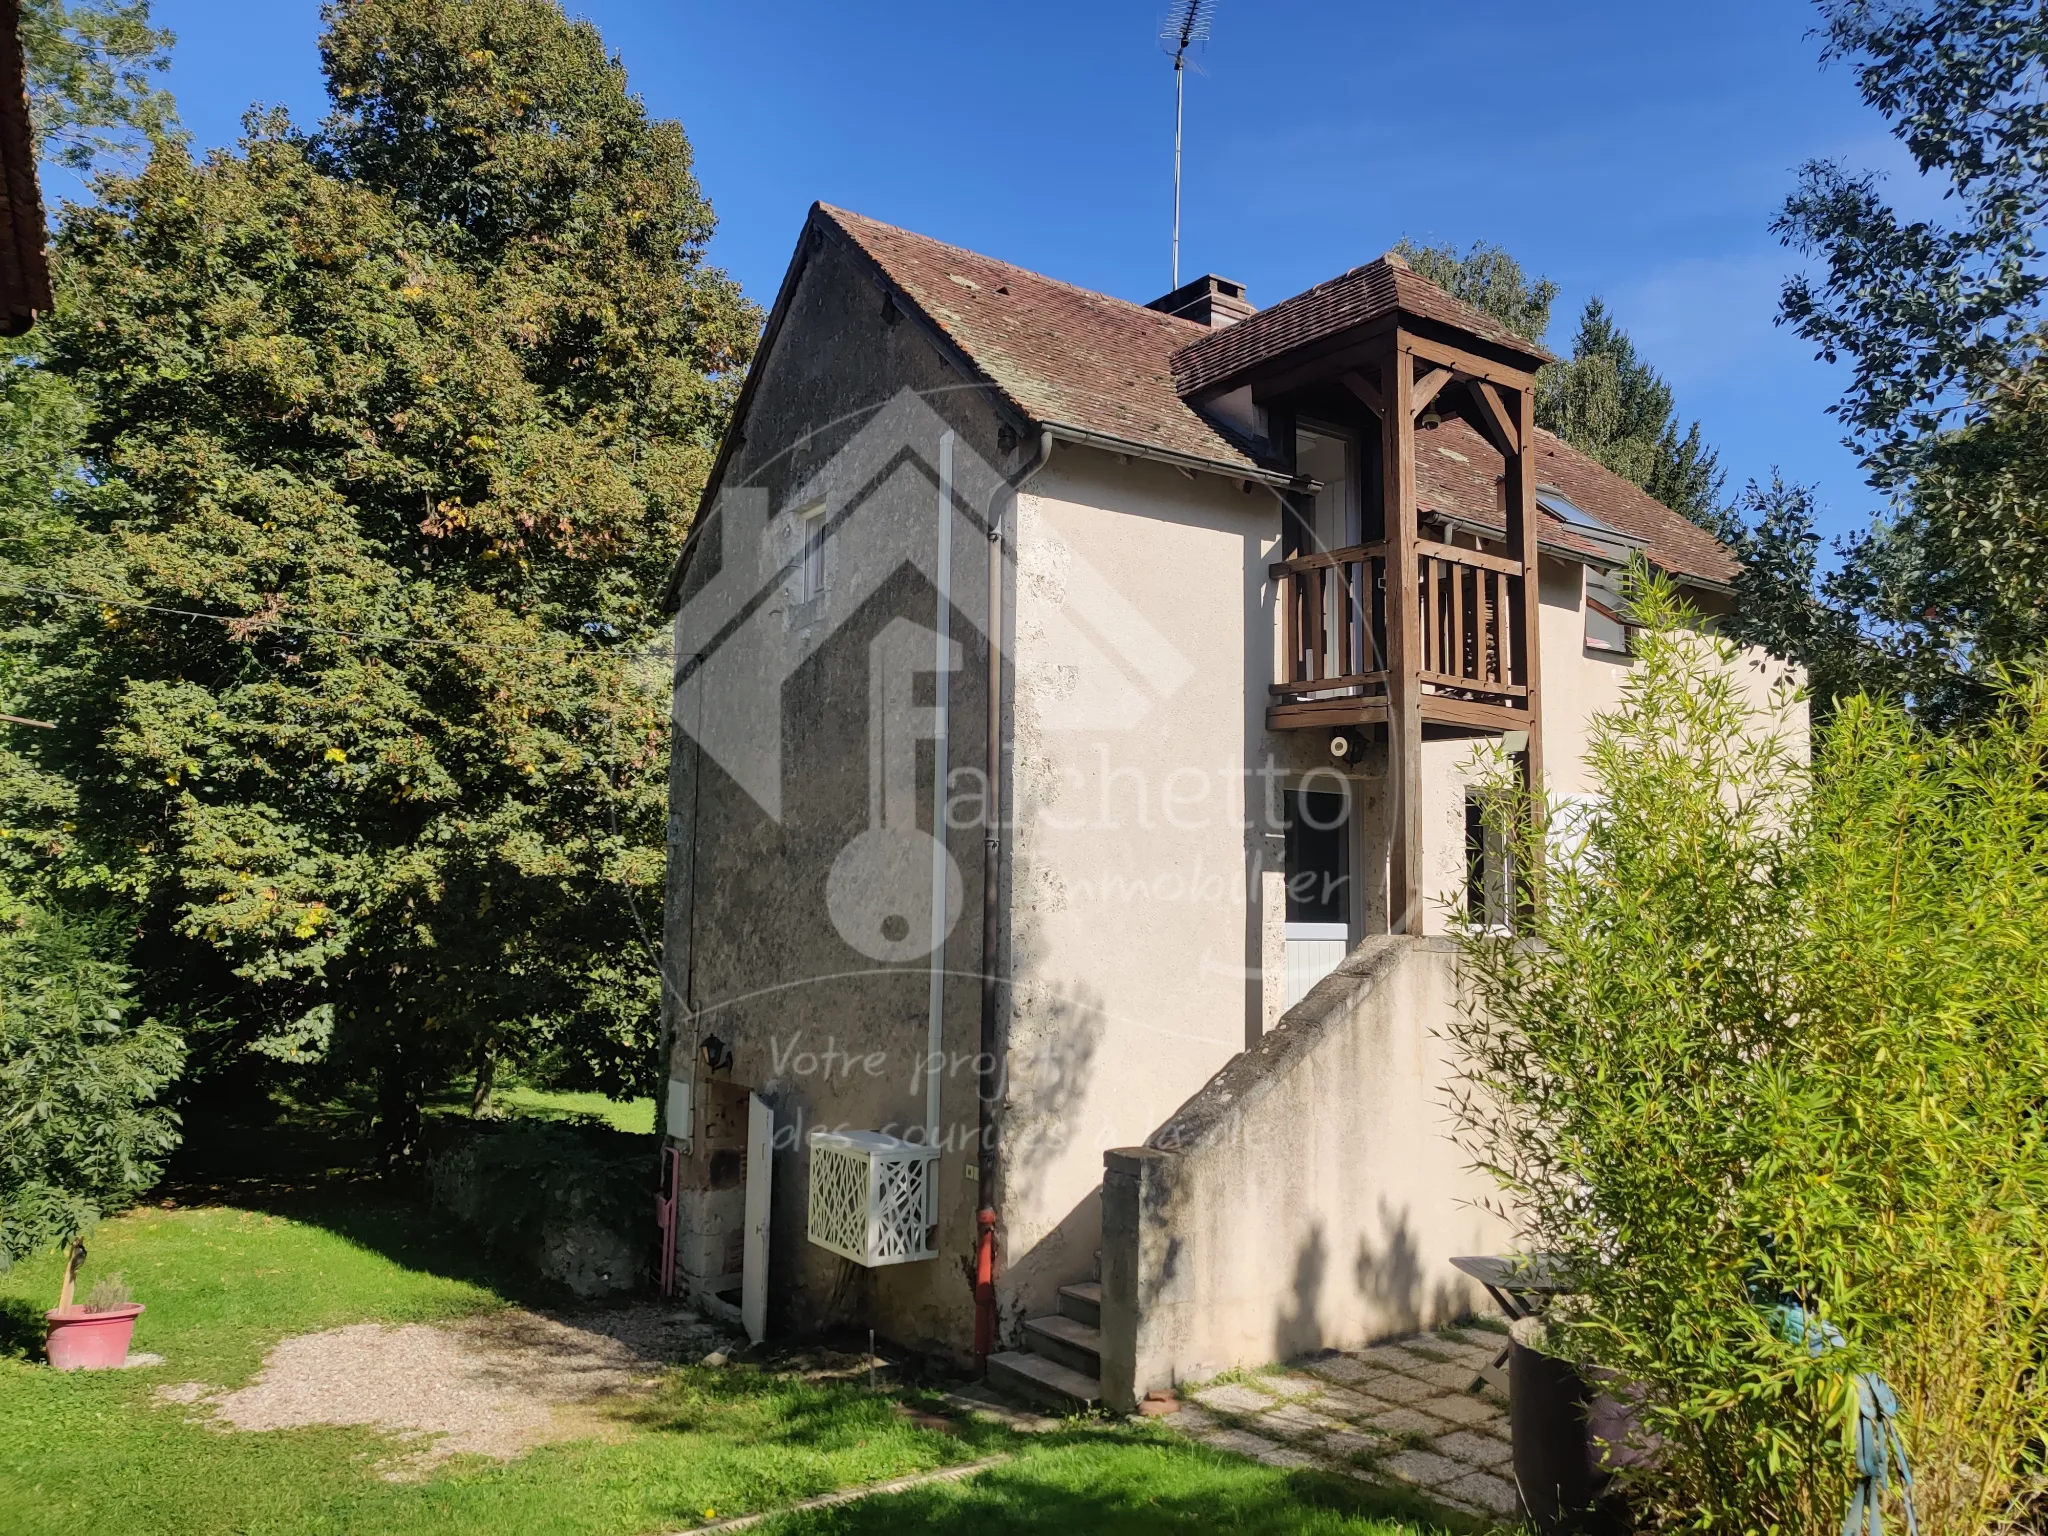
[471, 1034, 496, 1119]
[375, 1045, 424, 1170]
[55, 1240, 85, 1312]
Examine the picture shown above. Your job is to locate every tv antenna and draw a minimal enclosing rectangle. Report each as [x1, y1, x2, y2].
[1161, 0, 1215, 292]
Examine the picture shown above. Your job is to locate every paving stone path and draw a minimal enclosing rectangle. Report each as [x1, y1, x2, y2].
[1166, 1323, 1520, 1521]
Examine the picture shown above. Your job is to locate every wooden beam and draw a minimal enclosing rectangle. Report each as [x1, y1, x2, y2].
[1270, 671, 1389, 696]
[1381, 339, 1424, 937]
[1414, 538, 1521, 577]
[1419, 695, 1532, 734]
[1505, 381, 1545, 868]
[1402, 330, 1537, 392]
[1339, 370, 1384, 421]
[1468, 379, 1521, 457]
[1410, 366, 1453, 418]
[1267, 699, 1391, 731]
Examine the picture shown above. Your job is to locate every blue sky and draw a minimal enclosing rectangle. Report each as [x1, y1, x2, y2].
[137, 0, 1938, 544]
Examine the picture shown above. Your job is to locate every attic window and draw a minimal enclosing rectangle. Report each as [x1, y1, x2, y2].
[1584, 567, 1631, 655]
[1538, 486, 1648, 566]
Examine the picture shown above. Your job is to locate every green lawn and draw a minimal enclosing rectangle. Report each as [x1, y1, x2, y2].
[0, 1152, 1464, 1535]
[487, 1085, 656, 1134]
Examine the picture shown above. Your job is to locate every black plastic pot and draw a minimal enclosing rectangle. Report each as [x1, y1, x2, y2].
[1508, 1338, 1632, 1534]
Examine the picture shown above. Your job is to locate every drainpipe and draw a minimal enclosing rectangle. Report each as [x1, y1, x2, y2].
[926, 432, 955, 1153]
[975, 426, 1054, 1366]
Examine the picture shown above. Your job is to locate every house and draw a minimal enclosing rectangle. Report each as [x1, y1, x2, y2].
[654, 204, 1799, 1411]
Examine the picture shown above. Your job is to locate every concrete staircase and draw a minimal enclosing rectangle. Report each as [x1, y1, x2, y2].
[986, 1280, 1102, 1411]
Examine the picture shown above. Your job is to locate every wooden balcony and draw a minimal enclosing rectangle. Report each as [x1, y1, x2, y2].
[1269, 537, 1533, 735]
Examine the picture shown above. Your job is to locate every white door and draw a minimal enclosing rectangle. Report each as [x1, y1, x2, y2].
[1284, 787, 1353, 1008]
[741, 1093, 773, 1345]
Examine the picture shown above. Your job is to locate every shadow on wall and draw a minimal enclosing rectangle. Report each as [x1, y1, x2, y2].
[1000, 977, 1106, 1320]
[1355, 1199, 1471, 1337]
[1274, 1203, 1470, 1363]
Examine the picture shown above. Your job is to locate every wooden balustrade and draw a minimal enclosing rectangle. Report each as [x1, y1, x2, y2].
[1270, 538, 1529, 709]
[1271, 542, 1388, 701]
[1414, 539, 1526, 704]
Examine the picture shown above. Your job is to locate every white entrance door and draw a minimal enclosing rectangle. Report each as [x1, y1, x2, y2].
[741, 1093, 773, 1345]
[1284, 786, 1353, 1008]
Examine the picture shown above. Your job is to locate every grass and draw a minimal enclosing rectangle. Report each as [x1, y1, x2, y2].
[488, 1086, 655, 1134]
[0, 1113, 1467, 1536]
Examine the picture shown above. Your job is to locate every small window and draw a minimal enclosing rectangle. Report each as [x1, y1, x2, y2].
[798, 505, 827, 600]
[1465, 790, 1514, 932]
[1584, 567, 1631, 654]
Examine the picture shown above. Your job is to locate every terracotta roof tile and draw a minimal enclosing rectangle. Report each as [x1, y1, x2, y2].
[1416, 418, 1739, 584]
[820, 205, 1261, 474]
[816, 206, 1734, 586]
[1171, 256, 1554, 398]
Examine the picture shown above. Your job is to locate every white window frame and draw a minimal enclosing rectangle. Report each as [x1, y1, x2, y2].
[797, 504, 828, 601]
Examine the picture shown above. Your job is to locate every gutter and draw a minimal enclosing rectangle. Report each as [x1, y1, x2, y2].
[974, 425, 1054, 1367]
[1039, 420, 1308, 492]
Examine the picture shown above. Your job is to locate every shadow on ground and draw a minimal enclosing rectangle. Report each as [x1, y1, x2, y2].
[765, 1435, 1470, 1534]
[0, 1295, 45, 1361]
[155, 1098, 578, 1313]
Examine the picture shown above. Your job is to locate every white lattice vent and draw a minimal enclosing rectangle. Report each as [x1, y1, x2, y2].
[806, 1130, 939, 1267]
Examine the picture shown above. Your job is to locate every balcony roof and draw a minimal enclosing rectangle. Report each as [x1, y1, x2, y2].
[1170, 253, 1555, 399]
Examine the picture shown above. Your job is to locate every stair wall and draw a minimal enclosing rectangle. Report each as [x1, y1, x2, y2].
[1098, 936, 1509, 1411]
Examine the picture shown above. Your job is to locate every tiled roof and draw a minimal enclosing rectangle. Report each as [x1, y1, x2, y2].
[1416, 418, 1739, 585]
[819, 205, 1262, 475]
[1172, 255, 1554, 398]
[814, 206, 1734, 586]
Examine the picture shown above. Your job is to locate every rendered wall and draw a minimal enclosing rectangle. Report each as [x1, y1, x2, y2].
[1098, 936, 1507, 1411]
[998, 449, 1315, 1329]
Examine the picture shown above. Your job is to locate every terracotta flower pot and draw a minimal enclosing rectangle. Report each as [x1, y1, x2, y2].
[44, 1303, 144, 1371]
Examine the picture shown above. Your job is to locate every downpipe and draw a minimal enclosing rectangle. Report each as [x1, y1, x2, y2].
[975, 427, 1053, 1368]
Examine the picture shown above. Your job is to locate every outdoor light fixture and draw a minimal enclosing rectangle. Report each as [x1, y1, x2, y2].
[699, 1033, 733, 1074]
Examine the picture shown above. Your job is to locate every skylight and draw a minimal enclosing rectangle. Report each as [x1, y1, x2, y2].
[1536, 488, 1620, 535]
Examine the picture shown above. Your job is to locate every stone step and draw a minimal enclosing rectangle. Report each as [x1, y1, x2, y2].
[1057, 1281, 1101, 1329]
[1022, 1312, 1102, 1377]
[987, 1349, 1101, 1412]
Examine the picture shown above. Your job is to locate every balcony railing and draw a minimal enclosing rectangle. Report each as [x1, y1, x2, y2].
[1271, 539, 1529, 711]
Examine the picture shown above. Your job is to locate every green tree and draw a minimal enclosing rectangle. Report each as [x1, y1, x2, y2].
[1770, 0, 2048, 720]
[1538, 298, 1725, 525]
[6, 0, 759, 1157]
[0, 897, 183, 1272]
[18, 0, 178, 169]
[1393, 237, 1557, 346]
[1395, 241, 1727, 528]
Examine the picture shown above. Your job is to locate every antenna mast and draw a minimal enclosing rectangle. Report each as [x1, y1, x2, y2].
[1161, 0, 1214, 292]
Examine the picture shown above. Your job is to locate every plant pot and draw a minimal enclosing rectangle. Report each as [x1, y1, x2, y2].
[44, 1303, 144, 1370]
[1509, 1336, 1631, 1534]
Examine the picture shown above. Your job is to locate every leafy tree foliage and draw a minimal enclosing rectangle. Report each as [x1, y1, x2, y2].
[1395, 240, 1728, 529]
[0, 898, 182, 1268]
[18, 0, 178, 170]
[4, 0, 758, 1154]
[1767, 0, 2048, 720]
[1453, 572, 2048, 1530]
[1394, 237, 1558, 346]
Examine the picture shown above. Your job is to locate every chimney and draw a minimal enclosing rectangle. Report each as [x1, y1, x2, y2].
[1146, 273, 1254, 329]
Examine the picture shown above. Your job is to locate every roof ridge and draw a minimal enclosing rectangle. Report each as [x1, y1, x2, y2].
[816, 203, 1213, 334]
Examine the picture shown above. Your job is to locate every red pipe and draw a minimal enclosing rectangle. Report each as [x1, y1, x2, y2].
[972, 1207, 997, 1363]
